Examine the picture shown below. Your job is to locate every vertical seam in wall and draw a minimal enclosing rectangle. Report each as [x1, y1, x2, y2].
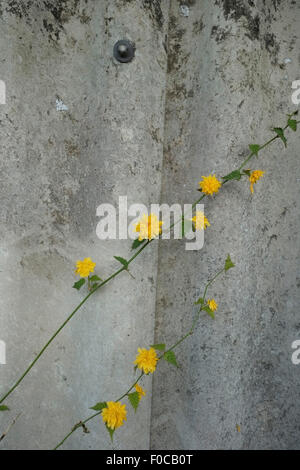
[149, 0, 172, 450]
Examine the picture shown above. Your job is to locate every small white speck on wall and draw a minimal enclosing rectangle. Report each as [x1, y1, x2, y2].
[0, 80, 6, 104]
[180, 5, 189, 17]
[56, 98, 68, 111]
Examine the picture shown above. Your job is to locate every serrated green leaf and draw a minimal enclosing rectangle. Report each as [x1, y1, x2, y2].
[0, 405, 9, 411]
[132, 238, 145, 250]
[89, 275, 102, 282]
[182, 218, 193, 237]
[203, 305, 215, 319]
[150, 343, 166, 351]
[128, 391, 140, 412]
[222, 170, 242, 182]
[114, 256, 129, 268]
[225, 254, 235, 272]
[249, 144, 260, 156]
[73, 278, 85, 290]
[288, 119, 297, 131]
[163, 350, 179, 368]
[105, 423, 115, 442]
[273, 127, 287, 147]
[194, 297, 204, 305]
[90, 401, 107, 411]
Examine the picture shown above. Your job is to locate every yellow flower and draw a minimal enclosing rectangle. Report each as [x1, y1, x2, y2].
[191, 211, 210, 231]
[134, 347, 158, 374]
[249, 170, 265, 193]
[207, 298, 218, 312]
[102, 401, 127, 430]
[135, 383, 146, 399]
[199, 174, 222, 196]
[135, 213, 163, 241]
[75, 257, 96, 277]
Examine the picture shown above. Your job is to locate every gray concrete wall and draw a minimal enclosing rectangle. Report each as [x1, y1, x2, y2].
[150, 0, 300, 450]
[0, 0, 169, 449]
[0, 0, 299, 450]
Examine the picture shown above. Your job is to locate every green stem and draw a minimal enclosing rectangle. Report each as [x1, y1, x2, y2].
[0, 242, 151, 406]
[2, 118, 295, 434]
[54, 372, 144, 450]
[117, 372, 144, 402]
[0, 290, 94, 405]
[161, 331, 193, 356]
[163, 194, 206, 236]
[202, 268, 225, 302]
[237, 124, 289, 172]
[54, 263, 224, 450]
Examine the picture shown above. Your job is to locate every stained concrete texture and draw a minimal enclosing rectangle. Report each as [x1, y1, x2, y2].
[0, 0, 299, 451]
[150, 0, 300, 450]
[0, 0, 169, 450]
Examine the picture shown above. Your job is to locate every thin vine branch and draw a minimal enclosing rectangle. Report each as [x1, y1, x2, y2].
[1, 114, 298, 447]
[54, 264, 227, 449]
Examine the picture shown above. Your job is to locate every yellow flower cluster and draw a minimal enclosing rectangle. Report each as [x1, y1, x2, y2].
[75, 257, 96, 277]
[207, 298, 218, 312]
[135, 213, 163, 241]
[134, 347, 158, 374]
[199, 174, 221, 196]
[192, 211, 210, 231]
[135, 383, 146, 399]
[102, 401, 127, 430]
[249, 170, 265, 193]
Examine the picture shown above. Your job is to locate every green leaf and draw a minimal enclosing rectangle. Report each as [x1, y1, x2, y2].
[288, 119, 297, 131]
[163, 350, 179, 368]
[225, 254, 235, 272]
[203, 305, 215, 319]
[73, 278, 85, 290]
[182, 218, 193, 237]
[90, 401, 107, 411]
[0, 405, 9, 411]
[132, 238, 145, 250]
[114, 256, 129, 268]
[128, 391, 140, 412]
[194, 297, 204, 305]
[222, 170, 242, 182]
[273, 127, 287, 147]
[249, 144, 260, 156]
[89, 275, 102, 282]
[150, 343, 166, 351]
[105, 423, 115, 442]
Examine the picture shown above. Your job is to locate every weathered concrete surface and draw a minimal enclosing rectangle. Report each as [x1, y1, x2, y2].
[0, 0, 169, 449]
[150, 0, 300, 450]
[0, 0, 299, 451]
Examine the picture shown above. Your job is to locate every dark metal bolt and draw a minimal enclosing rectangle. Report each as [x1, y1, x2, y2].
[113, 40, 135, 63]
[118, 44, 127, 57]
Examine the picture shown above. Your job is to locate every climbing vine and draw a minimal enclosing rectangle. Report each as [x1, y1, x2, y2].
[0, 111, 298, 448]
